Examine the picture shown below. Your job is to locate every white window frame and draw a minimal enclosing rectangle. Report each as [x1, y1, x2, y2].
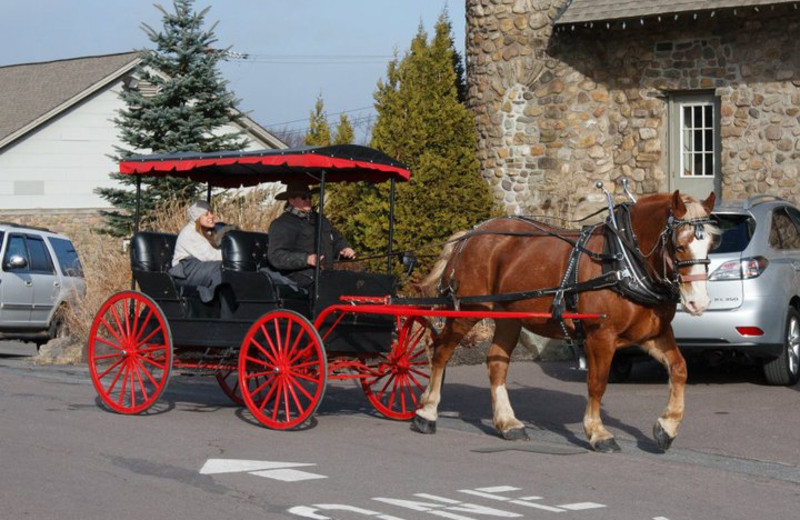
[668, 92, 721, 180]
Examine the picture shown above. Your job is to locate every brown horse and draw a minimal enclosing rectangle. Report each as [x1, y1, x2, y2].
[413, 190, 717, 452]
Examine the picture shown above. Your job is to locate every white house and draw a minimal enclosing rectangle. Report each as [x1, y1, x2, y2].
[0, 52, 285, 212]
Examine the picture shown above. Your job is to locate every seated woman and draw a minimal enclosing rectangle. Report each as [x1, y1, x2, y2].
[168, 200, 224, 304]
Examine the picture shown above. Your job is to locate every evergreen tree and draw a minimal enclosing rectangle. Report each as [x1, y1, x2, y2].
[97, 0, 247, 236]
[304, 96, 331, 146]
[332, 113, 354, 145]
[328, 13, 494, 277]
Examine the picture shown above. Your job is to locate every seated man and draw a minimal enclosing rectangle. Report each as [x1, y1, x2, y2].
[267, 182, 355, 289]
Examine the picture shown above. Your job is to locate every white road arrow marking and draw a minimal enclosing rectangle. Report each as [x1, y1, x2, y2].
[200, 459, 326, 482]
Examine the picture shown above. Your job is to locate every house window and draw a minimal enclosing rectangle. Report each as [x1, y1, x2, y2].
[680, 101, 715, 177]
[668, 92, 720, 195]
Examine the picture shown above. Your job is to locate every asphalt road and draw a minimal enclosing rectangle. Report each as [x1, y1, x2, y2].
[1, 341, 798, 520]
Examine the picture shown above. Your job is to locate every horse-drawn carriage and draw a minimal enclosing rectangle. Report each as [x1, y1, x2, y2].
[89, 144, 717, 453]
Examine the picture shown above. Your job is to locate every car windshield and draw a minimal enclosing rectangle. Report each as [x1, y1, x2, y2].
[712, 214, 755, 254]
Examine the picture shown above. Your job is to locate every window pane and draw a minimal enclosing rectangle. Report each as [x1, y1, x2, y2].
[27, 238, 55, 273]
[48, 237, 84, 278]
[678, 99, 717, 178]
[3, 235, 29, 271]
[694, 153, 704, 176]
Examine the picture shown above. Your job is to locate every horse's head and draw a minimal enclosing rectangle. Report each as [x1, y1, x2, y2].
[666, 190, 718, 316]
[630, 190, 717, 315]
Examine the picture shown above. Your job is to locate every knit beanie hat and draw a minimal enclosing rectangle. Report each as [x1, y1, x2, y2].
[187, 200, 213, 222]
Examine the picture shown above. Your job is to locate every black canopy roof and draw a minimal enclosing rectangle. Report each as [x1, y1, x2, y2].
[119, 145, 411, 188]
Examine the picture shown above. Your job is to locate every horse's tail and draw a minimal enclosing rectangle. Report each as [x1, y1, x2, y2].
[416, 230, 468, 297]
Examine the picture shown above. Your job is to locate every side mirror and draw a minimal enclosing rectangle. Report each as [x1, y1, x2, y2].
[5, 255, 28, 270]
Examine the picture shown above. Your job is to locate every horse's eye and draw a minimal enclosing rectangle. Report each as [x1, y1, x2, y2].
[675, 245, 686, 253]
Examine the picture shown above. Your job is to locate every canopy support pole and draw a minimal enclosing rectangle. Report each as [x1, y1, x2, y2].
[131, 175, 142, 291]
[387, 178, 396, 274]
[313, 170, 327, 318]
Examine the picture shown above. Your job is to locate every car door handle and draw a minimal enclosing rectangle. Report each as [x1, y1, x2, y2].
[24, 281, 33, 287]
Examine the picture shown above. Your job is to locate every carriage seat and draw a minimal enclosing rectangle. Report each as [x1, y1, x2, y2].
[130, 231, 180, 302]
[220, 229, 271, 272]
[130, 231, 176, 274]
[220, 230, 278, 317]
[130, 231, 216, 318]
[220, 230, 308, 315]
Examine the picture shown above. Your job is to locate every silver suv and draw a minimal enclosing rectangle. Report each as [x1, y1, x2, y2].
[671, 195, 800, 385]
[0, 222, 85, 347]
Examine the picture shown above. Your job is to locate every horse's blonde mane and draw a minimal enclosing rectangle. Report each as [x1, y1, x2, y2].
[417, 230, 468, 297]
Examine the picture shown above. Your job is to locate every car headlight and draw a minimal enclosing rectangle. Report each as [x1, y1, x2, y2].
[708, 256, 768, 281]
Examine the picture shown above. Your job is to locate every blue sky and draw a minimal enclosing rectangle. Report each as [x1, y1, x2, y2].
[0, 0, 466, 143]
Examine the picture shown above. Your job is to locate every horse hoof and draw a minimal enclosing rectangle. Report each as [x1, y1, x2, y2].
[411, 415, 436, 434]
[653, 422, 675, 452]
[500, 427, 529, 441]
[593, 438, 621, 453]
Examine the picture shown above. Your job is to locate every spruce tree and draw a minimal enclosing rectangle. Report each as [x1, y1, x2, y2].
[97, 0, 247, 236]
[328, 13, 494, 277]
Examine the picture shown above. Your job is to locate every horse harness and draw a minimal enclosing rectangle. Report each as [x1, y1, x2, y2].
[423, 204, 713, 354]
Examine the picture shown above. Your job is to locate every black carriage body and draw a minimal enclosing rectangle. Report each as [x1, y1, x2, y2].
[130, 229, 396, 353]
[315, 270, 396, 354]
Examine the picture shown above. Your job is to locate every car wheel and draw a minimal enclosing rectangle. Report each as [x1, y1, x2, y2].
[763, 307, 800, 386]
[48, 307, 69, 340]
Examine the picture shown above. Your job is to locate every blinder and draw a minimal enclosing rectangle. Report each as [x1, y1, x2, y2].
[665, 214, 714, 284]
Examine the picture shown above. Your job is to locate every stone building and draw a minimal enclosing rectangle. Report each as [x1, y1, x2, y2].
[466, 0, 800, 217]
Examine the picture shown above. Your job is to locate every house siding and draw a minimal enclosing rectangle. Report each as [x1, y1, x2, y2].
[0, 85, 123, 210]
[466, 0, 800, 216]
[0, 78, 273, 211]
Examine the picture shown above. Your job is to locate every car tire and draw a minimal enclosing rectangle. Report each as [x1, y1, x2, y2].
[48, 307, 69, 340]
[763, 307, 800, 386]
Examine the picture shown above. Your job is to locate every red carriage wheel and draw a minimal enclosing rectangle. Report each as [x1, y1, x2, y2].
[215, 369, 245, 406]
[88, 291, 172, 414]
[361, 315, 432, 420]
[238, 310, 327, 429]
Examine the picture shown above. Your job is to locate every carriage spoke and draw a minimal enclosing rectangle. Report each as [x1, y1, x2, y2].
[99, 317, 126, 348]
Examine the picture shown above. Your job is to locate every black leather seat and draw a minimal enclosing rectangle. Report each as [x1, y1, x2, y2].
[220, 230, 278, 318]
[130, 232, 180, 301]
[130, 231, 217, 318]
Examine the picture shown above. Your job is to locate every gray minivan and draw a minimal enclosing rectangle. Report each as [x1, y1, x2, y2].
[0, 222, 85, 347]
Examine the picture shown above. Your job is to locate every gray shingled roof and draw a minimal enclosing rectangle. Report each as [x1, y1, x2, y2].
[555, 0, 798, 25]
[0, 52, 140, 147]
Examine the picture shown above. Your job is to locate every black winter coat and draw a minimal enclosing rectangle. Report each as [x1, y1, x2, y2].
[267, 207, 350, 286]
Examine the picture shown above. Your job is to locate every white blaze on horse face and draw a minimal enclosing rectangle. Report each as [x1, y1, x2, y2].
[680, 228, 712, 316]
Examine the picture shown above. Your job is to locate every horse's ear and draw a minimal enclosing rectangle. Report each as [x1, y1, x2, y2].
[701, 192, 716, 214]
[671, 190, 687, 218]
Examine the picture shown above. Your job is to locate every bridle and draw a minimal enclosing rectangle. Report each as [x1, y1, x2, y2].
[653, 213, 714, 286]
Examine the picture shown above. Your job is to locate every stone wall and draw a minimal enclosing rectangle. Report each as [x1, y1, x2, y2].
[466, 0, 800, 217]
